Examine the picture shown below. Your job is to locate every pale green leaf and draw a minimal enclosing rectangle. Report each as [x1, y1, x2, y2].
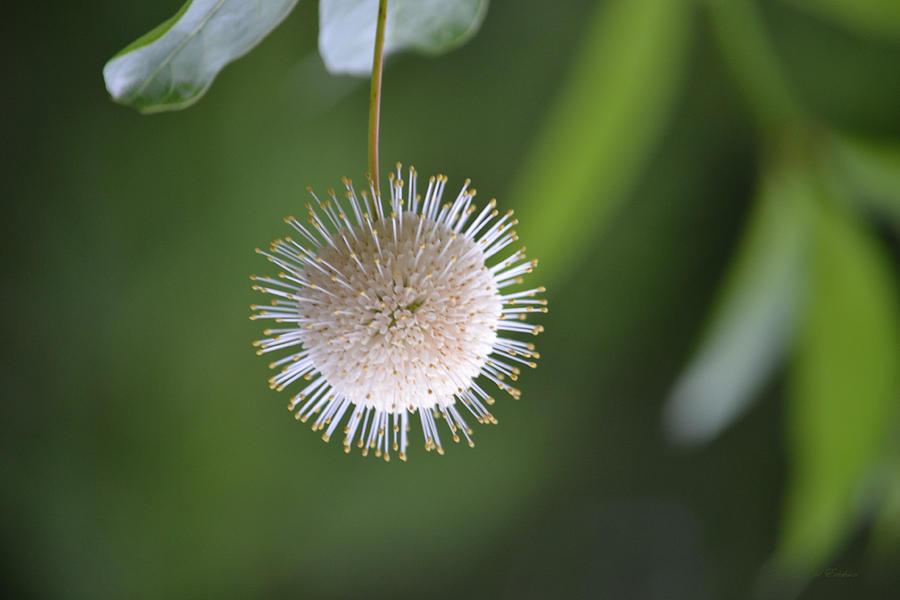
[785, 0, 900, 42]
[103, 0, 300, 113]
[513, 0, 692, 284]
[777, 198, 900, 572]
[828, 133, 900, 228]
[319, 0, 488, 76]
[663, 163, 813, 444]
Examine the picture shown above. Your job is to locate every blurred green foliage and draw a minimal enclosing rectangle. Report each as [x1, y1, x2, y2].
[663, 152, 811, 445]
[515, 0, 691, 278]
[2, 1, 899, 599]
[781, 184, 900, 572]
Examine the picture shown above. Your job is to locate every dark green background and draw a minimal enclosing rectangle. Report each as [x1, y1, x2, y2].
[2, 1, 898, 598]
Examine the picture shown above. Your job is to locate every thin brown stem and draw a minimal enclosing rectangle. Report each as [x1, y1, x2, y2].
[368, 0, 388, 197]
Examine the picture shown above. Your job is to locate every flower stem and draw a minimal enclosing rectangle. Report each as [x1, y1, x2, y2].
[368, 0, 388, 197]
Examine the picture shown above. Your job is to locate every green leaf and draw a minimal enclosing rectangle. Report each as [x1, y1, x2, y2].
[663, 162, 813, 444]
[103, 0, 299, 113]
[319, 0, 488, 76]
[827, 133, 900, 228]
[777, 197, 900, 573]
[784, 0, 900, 42]
[869, 447, 900, 558]
[512, 0, 692, 284]
[708, 0, 801, 127]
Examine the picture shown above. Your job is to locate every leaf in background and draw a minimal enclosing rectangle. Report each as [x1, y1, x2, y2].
[869, 445, 900, 559]
[784, 0, 900, 42]
[103, 0, 300, 113]
[319, 0, 488, 76]
[827, 133, 900, 229]
[708, 0, 801, 127]
[776, 197, 900, 573]
[663, 162, 813, 444]
[512, 0, 692, 285]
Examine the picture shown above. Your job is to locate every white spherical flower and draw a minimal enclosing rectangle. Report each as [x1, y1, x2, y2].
[251, 164, 546, 460]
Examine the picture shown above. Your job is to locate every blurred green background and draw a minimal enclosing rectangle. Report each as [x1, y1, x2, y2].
[2, 1, 899, 599]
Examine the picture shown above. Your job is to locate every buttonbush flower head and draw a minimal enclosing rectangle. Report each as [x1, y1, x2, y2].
[251, 164, 545, 460]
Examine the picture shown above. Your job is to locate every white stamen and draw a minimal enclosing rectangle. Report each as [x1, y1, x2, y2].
[252, 165, 545, 459]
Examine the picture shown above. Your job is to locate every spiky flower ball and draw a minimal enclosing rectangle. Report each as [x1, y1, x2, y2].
[251, 164, 545, 460]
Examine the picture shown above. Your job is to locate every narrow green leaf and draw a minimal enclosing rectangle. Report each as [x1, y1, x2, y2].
[103, 0, 300, 113]
[319, 0, 488, 76]
[777, 197, 900, 573]
[827, 133, 900, 228]
[663, 162, 813, 444]
[708, 0, 801, 128]
[513, 0, 692, 283]
[785, 0, 900, 42]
